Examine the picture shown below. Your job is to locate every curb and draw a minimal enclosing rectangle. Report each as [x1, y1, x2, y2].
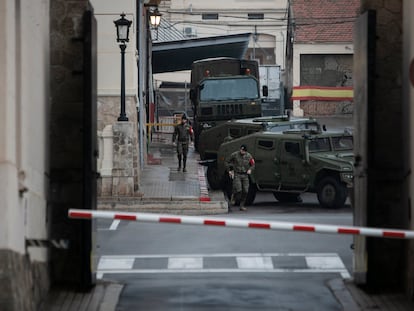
[328, 278, 361, 311]
[98, 200, 228, 215]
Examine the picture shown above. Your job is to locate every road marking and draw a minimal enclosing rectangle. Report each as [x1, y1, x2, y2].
[97, 257, 134, 280]
[168, 257, 203, 269]
[109, 219, 121, 231]
[306, 256, 350, 279]
[98, 257, 134, 270]
[236, 256, 273, 269]
[97, 252, 339, 259]
[96, 253, 350, 280]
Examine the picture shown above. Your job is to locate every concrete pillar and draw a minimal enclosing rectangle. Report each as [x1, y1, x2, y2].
[100, 125, 114, 177]
[112, 122, 135, 196]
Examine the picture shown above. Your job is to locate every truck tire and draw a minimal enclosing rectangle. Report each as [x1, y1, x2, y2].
[273, 192, 302, 203]
[316, 176, 347, 209]
[207, 164, 222, 190]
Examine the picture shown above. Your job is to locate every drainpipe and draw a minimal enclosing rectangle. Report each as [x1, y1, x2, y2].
[137, 1, 145, 169]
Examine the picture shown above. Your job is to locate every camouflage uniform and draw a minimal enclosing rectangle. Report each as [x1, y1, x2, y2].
[226, 148, 255, 209]
[172, 119, 193, 172]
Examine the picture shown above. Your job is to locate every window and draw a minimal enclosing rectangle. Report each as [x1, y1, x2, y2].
[332, 136, 353, 151]
[308, 138, 331, 152]
[229, 128, 242, 138]
[248, 13, 264, 20]
[199, 77, 259, 101]
[284, 142, 301, 157]
[202, 13, 218, 20]
[258, 139, 274, 150]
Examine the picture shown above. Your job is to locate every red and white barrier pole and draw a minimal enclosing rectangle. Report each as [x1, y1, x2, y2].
[68, 209, 414, 240]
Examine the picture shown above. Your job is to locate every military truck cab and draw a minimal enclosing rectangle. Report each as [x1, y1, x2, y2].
[216, 129, 354, 209]
[190, 57, 266, 149]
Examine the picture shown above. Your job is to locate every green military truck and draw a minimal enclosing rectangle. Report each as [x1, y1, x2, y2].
[189, 57, 267, 149]
[199, 115, 321, 189]
[216, 129, 354, 209]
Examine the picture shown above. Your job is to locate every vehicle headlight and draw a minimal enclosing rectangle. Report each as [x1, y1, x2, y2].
[341, 172, 354, 182]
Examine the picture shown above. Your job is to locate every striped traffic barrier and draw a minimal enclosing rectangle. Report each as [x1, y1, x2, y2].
[68, 209, 414, 240]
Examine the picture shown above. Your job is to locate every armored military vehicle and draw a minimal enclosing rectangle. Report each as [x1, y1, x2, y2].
[199, 115, 320, 161]
[216, 129, 354, 209]
[199, 115, 321, 189]
[190, 57, 267, 149]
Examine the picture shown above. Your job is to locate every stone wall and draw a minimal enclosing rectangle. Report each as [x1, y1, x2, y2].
[300, 100, 353, 116]
[300, 54, 354, 116]
[0, 251, 49, 311]
[97, 95, 138, 131]
[97, 95, 141, 198]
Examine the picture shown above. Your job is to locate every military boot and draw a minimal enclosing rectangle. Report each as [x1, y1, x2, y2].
[177, 155, 182, 171]
[240, 193, 247, 211]
[230, 194, 236, 205]
[183, 158, 187, 172]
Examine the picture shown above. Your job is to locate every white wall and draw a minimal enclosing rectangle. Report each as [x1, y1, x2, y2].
[0, 0, 50, 258]
[166, 0, 288, 70]
[90, 0, 137, 97]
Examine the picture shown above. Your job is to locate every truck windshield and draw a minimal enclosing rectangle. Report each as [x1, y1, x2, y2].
[332, 136, 353, 151]
[309, 135, 353, 153]
[200, 77, 259, 101]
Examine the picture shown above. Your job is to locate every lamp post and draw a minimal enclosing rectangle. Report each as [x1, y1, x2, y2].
[114, 13, 132, 121]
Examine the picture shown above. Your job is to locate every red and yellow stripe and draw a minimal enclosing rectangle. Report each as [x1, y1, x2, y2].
[291, 86, 353, 101]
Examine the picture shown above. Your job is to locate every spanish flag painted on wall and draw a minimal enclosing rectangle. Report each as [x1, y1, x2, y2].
[291, 86, 353, 101]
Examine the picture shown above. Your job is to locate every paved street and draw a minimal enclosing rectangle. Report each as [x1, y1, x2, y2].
[96, 193, 356, 310]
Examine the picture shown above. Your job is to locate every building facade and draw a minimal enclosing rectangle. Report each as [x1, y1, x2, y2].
[287, 0, 359, 116]
[155, 0, 289, 83]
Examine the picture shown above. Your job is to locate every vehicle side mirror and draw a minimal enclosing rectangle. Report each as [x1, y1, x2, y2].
[262, 85, 268, 97]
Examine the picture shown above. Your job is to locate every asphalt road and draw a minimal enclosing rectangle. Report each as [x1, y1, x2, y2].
[95, 192, 354, 310]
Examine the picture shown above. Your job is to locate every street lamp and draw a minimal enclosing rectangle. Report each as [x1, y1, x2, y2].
[149, 8, 162, 28]
[114, 13, 132, 121]
[149, 8, 162, 40]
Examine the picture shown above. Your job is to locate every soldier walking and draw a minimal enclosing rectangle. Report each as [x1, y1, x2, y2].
[226, 144, 255, 211]
[172, 115, 193, 172]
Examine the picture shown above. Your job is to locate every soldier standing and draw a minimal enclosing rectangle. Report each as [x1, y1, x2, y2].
[172, 115, 193, 172]
[226, 144, 255, 211]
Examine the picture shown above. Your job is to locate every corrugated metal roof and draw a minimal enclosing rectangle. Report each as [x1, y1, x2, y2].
[151, 19, 186, 43]
[152, 33, 251, 73]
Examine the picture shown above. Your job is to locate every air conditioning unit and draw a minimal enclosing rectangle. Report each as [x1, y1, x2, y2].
[183, 27, 197, 38]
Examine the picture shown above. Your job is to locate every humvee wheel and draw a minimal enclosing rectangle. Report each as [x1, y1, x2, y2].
[273, 192, 302, 203]
[317, 176, 347, 209]
[207, 164, 221, 190]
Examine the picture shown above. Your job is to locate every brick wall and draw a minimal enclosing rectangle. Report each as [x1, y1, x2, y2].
[300, 54, 354, 116]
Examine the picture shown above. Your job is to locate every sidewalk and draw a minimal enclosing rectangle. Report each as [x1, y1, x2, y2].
[97, 141, 228, 215]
